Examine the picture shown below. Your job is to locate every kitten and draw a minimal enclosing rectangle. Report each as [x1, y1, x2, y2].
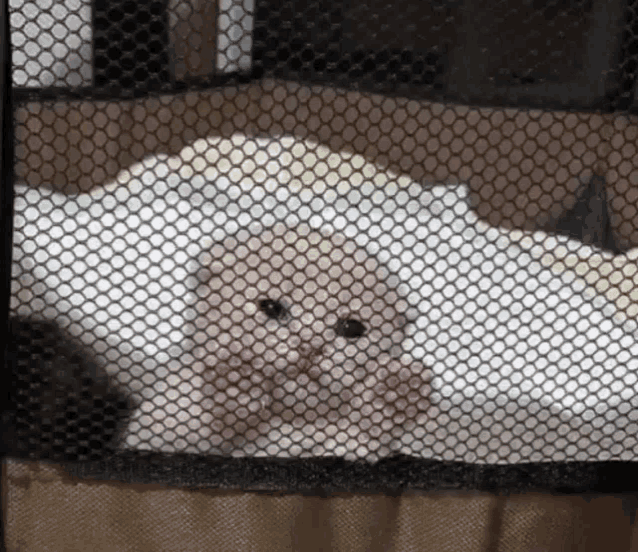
[126, 223, 429, 459]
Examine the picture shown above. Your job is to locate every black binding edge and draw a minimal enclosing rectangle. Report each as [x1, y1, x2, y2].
[59, 452, 638, 496]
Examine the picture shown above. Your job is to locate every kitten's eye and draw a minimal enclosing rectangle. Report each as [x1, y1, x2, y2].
[259, 299, 287, 320]
[335, 318, 366, 339]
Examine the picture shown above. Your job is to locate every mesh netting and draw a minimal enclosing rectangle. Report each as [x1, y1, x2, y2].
[6, 0, 638, 486]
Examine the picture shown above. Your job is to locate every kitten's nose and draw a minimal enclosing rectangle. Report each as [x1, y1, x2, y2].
[282, 337, 326, 380]
[299, 341, 325, 358]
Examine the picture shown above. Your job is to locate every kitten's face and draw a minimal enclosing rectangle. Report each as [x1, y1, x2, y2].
[190, 225, 429, 456]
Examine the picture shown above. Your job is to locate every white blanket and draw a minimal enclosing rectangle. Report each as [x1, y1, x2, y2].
[11, 132, 638, 463]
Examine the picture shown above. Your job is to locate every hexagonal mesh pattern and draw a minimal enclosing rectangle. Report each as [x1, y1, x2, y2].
[10, 0, 93, 88]
[7, 1, 638, 468]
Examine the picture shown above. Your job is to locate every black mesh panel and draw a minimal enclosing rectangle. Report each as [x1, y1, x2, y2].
[6, 0, 638, 492]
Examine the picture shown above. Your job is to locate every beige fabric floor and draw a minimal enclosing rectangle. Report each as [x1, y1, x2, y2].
[3, 459, 638, 551]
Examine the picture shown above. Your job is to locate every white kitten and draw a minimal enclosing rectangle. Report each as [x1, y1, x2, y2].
[142, 222, 429, 459]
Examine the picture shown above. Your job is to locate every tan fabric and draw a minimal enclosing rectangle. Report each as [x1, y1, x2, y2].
[4, 459, 638, 551]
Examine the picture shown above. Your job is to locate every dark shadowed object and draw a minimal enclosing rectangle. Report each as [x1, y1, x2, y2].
[548, 173, 625, 254]
[2, 315, 133, 462]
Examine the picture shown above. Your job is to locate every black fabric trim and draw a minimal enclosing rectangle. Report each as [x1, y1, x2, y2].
[56, 452, 638, 496]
